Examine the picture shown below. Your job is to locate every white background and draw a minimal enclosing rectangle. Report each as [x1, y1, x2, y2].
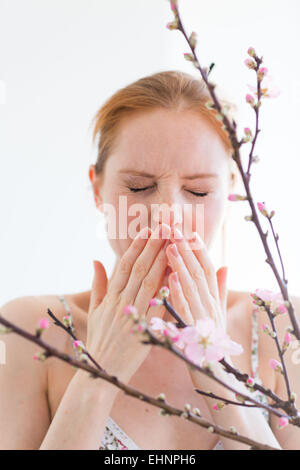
[0, 0, 299, 306]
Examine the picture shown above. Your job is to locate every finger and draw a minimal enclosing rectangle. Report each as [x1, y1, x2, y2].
[134, 238, 170, 319]
[166, 242, 207, 320]
[186, 231, 220, 302]
[168, 271, 194, 326]
[170, 227, 212, 305]
[124, 223, 171, 303]
[216, 266, 228, 330]
[88, 260, 108, 314]
[108, 225, 152, 295]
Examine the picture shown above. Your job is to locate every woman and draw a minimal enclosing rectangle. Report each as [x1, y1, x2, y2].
[1, 71, 300, 450]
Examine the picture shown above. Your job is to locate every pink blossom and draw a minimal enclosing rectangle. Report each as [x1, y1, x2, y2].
[38, 318, 50, 330]
[252, 288, 287, 315]
[276, 303, 288, 315]
[180, 317, 243, 367]
[149, 317, 185, 348]
[247, 75, 281, 98]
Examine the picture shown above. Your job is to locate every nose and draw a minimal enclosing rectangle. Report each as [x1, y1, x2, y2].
[152, 203, 183, 230]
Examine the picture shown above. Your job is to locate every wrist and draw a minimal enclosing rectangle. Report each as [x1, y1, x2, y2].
[72, 368, 121, 401]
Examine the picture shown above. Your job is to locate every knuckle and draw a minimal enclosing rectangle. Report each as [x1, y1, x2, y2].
[119, 257, 132, 275]
[191, 268, 203, 282]
[141, 276, 157, 293]
[185, 282, 195, 298]
[133, 259, 148, 278]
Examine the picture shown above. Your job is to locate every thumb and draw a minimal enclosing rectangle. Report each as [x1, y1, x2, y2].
[216, 266, 228, 311]
[88, 260, 108, 314]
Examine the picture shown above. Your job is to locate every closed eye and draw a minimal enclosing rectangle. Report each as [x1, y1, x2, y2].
[128, 186, 208, 197]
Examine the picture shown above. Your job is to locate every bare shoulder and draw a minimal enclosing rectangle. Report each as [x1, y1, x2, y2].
[0, 294, 78, 369]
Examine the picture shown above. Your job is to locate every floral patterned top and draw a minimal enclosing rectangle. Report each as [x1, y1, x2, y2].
[57, 295, 270, 450]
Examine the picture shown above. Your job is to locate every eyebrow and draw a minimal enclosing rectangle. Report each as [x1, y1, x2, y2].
[118, 169, 219, 179]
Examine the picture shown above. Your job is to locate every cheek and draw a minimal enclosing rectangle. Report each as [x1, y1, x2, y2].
[191, 197, 226, 243]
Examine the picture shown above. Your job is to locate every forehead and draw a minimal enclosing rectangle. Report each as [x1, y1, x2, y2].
[106, 108, 229, 175]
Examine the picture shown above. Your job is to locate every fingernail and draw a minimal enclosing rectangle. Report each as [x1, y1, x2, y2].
[135, 226, 149, 239]
[170, 243, 179, 257]
[173, 227, 183, 241]
[163, 239, 170, 251]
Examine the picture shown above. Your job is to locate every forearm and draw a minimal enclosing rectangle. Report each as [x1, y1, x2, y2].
[191, 364, 282, 450]
[40, 370, 120, 450]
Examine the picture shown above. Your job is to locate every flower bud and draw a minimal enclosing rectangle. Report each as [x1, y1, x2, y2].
[269, 358, 283, 374]
[257, 67, 268, 81]
[166, 20, 178, 30]
[157, 393, 166, 402]
[73, 340, 85, 353]
[0, 326, 12, 334]
[189, 31, 197, 49]
[246, 94, 255, 107]
[183, 52, 194, 62]
[62, 314, 73, 329]
[235, 393, 245, 403]
[33, 351, 47, 361]
[79, 353, 89, 362]
[247, 47, 256, 57]
[159, 286, 170, 299]
[257, 201, 269, 217]
[205, 100, 215, 110]
[229, 425, 238, 434]
[192, 407, 201, 416]
[124, 304, 138, 316]
[278, 416, 289, 429]
[243, 127, 253, 143]
[184, 403, 191, 412]
[208, 426, 214, 433]
[244, 215, 253, 221]
[149, 298, 163, 307]
[246, 377, 255, 387]
[244, 58, 256, 69]
[213, 401, 225, 411]
[228, 194, 247, 202]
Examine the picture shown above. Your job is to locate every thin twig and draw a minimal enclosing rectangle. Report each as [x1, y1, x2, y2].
[0, 311, 278, 450]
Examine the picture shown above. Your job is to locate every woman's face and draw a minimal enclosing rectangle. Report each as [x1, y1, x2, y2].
[90, 107, 233, 265]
